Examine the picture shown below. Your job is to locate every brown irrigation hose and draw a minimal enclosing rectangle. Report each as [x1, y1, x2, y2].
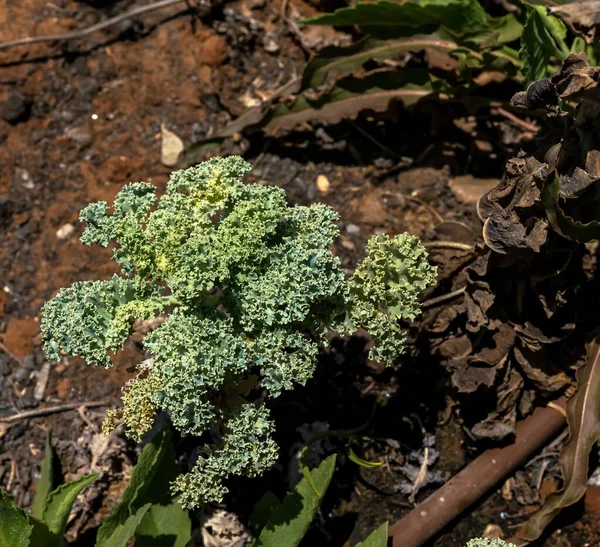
[389, 397, 567, 547]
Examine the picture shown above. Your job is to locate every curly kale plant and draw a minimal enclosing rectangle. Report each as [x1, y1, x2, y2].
[40, 156, 436, 508]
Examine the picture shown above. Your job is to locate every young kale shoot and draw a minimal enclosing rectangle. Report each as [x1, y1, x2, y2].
[40, 156, 436, 508]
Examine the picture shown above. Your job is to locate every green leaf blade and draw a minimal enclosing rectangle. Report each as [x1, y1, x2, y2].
[356, 522, 389, 547]
[98, 430, 191, 547]
[42, 473, 99, 543]
[96, 504, 152, 547]
[519, 5, 568, 85]
[302, 34, 462, 90]
[32, 430, 55, 521]
[0, 490, 33, 547]
[249, 491, 281, 536]
[301, 0, 489, 36]
[254, 454, 336, 547]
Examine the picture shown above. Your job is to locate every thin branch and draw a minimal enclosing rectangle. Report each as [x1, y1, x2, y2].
[424, 241, 475, 252]
[421, 287, 466, 309]
[0, 399, 112, 424]
[496, 106, 540, 133]
[0, 0, 188, 52]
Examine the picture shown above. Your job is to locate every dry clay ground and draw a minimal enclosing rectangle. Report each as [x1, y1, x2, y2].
[2, 0, 600, 545]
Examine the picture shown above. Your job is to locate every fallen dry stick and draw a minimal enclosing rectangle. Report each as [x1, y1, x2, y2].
[0, 399, 112, 424]
[389, 397, 567, 547]
[0, 0, 190, 52]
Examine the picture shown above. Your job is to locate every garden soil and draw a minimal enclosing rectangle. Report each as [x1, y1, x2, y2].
[1, 0, 599, 545]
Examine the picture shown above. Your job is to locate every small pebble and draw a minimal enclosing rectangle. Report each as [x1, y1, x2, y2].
[316, 174, 331, 193]
[56, 223, 75, 240]
[2, 91, 31, 124]
[346, 223, 361, 235]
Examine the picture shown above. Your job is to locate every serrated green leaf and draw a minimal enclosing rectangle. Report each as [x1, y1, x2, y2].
[254, 454, 336, 547]
[302, 0, 489, 36]
[42, 473, 99, 545]
[519, 4, 569, 84]
[0, 489, 32, 547]
[355, 522, 389, 547]
[249, 491, 281, 536]
[32, 430, 55, 521]
[302, 34, 465, 90]
[96, 503, 151, 547]
[542, 172, 600, 242]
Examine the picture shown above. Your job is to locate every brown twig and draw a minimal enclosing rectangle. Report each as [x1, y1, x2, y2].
[388, 397, 567, 547]
[0, 0, 188, 51]
[0, 400, 112, 424]
[421, 287, 466, 309]
[496, 107, 540, 133]
[424, 241, 475, 252]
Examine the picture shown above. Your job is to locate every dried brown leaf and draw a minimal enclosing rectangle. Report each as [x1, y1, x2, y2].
[516, 335, 600, 543]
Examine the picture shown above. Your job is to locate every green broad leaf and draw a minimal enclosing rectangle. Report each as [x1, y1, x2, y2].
[97, 430, 191, 547]
[0, 490, 33, 547]
[264, 70, 434, 133]
[135, 499, 191, 547]
[249, 491, 282, 536]
[519, 4, 569, 84]
[356, 522, 389, 547]
[518, 337, 600, 541]
[254, 454, 337, 547]
[42, 473, 99, 544]
[542, 173, 600, 242]
[96, 504, 152, 547]
[302, 34, 465, 90]
[301, 0, 489, 36]
[32, 430, 55, 521]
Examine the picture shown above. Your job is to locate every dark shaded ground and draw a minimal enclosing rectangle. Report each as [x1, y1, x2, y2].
[2, 1, 600, 545]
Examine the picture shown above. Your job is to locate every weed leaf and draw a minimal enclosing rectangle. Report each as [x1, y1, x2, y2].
[249, 491, 281, 536]
[302, 0, 489, 36]
[96, 504, 151, 547]
[302, 34, 463, 90]
[97, 430, 190, 547]
[519, 4, 569, 84]
[356, 522, 389, 547]
[0, 489, 32, 547]
[32, 429, 55, 521]
[254, 454, 336, 547]
[264, 70, 433, 133]
[42, 473, 99, 544]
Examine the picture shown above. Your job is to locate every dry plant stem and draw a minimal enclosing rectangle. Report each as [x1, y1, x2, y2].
[0, 399, 112, 424]
[421, 287, 466, 309]
[388, 397, 567, 547]
[495, 107, 540, 133]
[424, 241, 475, 252]
[0, 0, 187, 51]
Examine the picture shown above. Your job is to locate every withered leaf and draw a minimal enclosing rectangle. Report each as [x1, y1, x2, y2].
[471, 367, 523, 441]
[550, 52, 600, 104]
[482, 213, 548, 254]
[516, 335, 600, 543]
[549, 2, 600, 42]
[513, 345, 571, 396]
[542, 171, 600, 242]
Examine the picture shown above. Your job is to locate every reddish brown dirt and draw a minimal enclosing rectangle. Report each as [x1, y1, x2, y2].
[1, 1, 599, 546]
